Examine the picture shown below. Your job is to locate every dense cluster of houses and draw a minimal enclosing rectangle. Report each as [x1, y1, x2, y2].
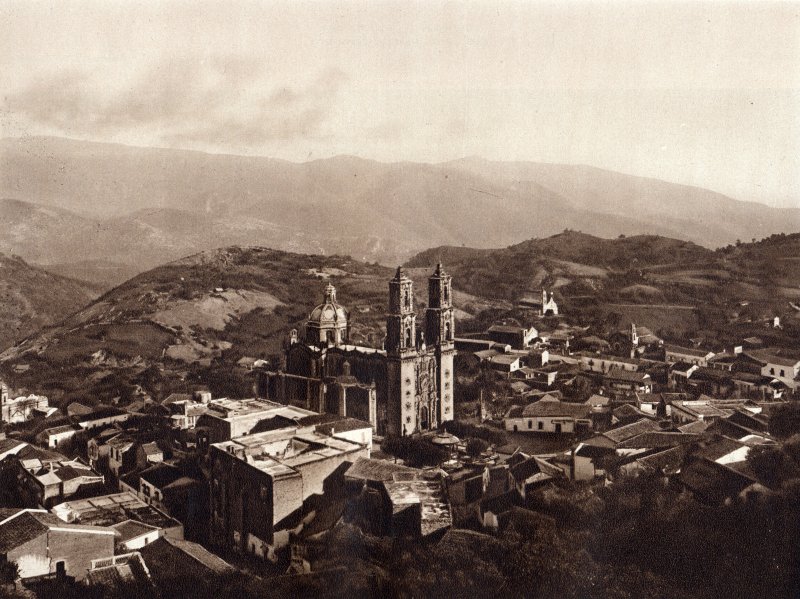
[0, 286, 797, 594]
[0, 379, 454, 589]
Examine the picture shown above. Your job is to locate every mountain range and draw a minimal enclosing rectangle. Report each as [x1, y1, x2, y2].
[2, 136, 798, 290]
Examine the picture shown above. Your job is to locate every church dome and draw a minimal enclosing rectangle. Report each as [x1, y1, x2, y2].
[308, 283, 348, 325]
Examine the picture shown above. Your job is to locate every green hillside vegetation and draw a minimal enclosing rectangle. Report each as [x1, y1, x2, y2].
[0, 253, 98, 350]
[0, 248, 423, 406]
[2, 233, 799, 408]
[408, 231, 800, 346]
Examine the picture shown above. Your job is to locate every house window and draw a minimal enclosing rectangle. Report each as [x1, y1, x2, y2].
[780, 369, 785, 377]
[538, 421, 543, 430]
[528, 420, 532, 429]
[770, 368, 775, 375]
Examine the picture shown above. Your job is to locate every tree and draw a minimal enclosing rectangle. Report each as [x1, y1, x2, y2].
[465, 437, 489, 458]
[769, 403, 800, 439]
[0, 560, 19, 584]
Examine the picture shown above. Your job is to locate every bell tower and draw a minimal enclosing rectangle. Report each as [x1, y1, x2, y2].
[386, 267, 416, 355]
[386, 267, 418, 436]
[426, 263, 456, 425]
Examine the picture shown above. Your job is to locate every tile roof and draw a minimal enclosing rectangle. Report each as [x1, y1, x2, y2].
[0, 438, 27, 454]
[615, 432, 701, 450]
[520, 399, 591, 419]
[66, 402, 94, 416]
[678, 420, 710, 434]
[488, 325, 527, 334]
[0, 510, 115, 553]
[140, 537, 235, 577]
[678, 458, 755, 504]
[296, 497, 346, 539]
[43, 424, 79, 436]
[0, 511, 48, 553]
[489, 354, 521, 365]
[0, 509, 24, 522]
[139, 464, 184, 489]
[78, 406, 127, 421]
[672, 401, 732, 419]
[111, 519, 159, 543]
[163, 537, 236, 574]
[161, 393, 193, 406]
[85, 559, 150, 588]
[584, 394, 610, 407]
[612, 404, 651, 420]
[744, 349, 800, 368]
[583, 353, 639, 365]
[665, 344, 715, 357]
[510, 456, 561, 483]
[693, 436, 748, 462]
[602, 418, 662, 444]
[630, 445, 692, 475]
[16, 444, 65, 463]
[605, 368, 651, 383]
[574, 443, 614, 458]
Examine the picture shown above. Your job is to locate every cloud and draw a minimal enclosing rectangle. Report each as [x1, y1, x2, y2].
[164, 66, 349, 145]
[3, 59, 349, 146]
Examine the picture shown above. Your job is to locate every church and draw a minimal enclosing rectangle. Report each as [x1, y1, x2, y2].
[261, 265, 456, 437]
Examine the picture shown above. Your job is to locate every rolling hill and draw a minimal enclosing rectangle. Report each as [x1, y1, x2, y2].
[2, 233, 799, 407]
[2, 136, 797, 289]
[0, 247, 494, 406]
[408, 231, 800, 341]
[0, 253, 99, 350]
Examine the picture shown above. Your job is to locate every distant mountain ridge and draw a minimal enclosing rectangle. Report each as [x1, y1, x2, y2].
[1, 136, 798, 290]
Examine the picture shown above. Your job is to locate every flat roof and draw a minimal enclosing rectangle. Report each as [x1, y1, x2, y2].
[212, 430, 364, 478]
[206, 398, 316, 421]
[52, 492, 181, 530]
[384, 477, 452, 537]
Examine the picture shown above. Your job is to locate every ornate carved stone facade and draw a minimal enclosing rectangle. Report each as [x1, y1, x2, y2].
[261, 265, 456, 436]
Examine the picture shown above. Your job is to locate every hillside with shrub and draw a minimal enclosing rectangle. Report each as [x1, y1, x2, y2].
[0, 253, 99, 350]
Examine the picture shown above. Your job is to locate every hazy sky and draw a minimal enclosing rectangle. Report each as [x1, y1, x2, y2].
[1, 0, 798, 207]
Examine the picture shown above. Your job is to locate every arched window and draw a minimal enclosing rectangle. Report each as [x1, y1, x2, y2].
[405, 327, 412, 347]
[404, 290, 411, 309]
[445, 320, 451, 340]
[443, 285, 449, 303]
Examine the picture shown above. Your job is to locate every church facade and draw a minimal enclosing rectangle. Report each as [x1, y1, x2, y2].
[261, 265, 456, 437]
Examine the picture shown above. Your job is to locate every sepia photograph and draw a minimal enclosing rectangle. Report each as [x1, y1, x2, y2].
[0, 1, 798, 597]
